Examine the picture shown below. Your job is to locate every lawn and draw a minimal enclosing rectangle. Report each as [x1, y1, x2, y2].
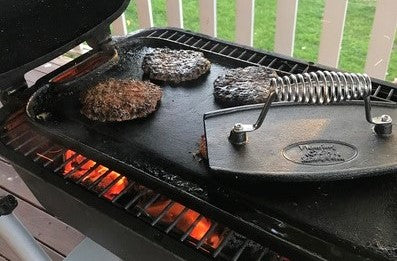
[124, 0, 397, 82]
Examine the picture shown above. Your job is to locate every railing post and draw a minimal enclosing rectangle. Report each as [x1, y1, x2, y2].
[136, 0, 154, 28]
[235, 0, 255, 46]
[318, 0, 348, 67]
[274, 0, 298, 56]
[364, 0, 397, 80]
[167, 0, 183, 28]
[199, 0, 217, 37]
[112, 14, 128, 36]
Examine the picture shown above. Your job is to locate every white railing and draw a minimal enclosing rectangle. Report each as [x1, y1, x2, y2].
[110, 0, 397, 81]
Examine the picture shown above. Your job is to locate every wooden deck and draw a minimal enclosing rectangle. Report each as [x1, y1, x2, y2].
[0, 57, 85, 261]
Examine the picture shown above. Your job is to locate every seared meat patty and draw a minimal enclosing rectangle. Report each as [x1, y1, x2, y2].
[80, 79, 162, 122]
[142, 48, 211, 83]
[213, 66, 277, 107]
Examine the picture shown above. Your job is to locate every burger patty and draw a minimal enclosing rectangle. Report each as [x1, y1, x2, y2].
[213, 66, 277, 107]
[80, 79, 162, 122]
[142, 48, 211, 83]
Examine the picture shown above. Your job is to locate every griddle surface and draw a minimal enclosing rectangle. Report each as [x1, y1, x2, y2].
[27, 39, 233, 183]
[25, 34, 397, 259]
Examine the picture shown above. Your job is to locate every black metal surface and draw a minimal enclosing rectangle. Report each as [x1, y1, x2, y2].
[1, 28, 397, 260]
[204, 102, 397, 181]
[26, 36, 226, 185]
[25, 30, 397, 184]
[20, 28, 397, 259]
[1, 110, 381, 261]
[0, 195, 18, 216]
[0, 0, 129, 89]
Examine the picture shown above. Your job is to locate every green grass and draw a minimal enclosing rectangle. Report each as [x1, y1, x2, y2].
[339, 0, 376, 73]
[125, 0, 397, 82]
[294, 0, 325, 62]
[253, 0, 276, 51]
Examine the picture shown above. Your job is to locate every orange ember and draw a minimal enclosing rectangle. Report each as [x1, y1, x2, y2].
[63, 150, 221, 248]
[146, 201, 221, 248]
[64, 150, 128, 200]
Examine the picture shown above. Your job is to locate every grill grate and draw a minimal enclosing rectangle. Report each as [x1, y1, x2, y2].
[0, 110, 288, 261]
[139, 29, 397, 105]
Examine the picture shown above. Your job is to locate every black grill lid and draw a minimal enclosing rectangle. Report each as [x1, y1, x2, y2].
[0, 0, 129, 88]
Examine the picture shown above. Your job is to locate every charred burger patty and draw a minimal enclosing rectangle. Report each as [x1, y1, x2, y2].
[142, 48, 211, 83]
[80, 79, 162, 122]
[213, 66, 277, 107]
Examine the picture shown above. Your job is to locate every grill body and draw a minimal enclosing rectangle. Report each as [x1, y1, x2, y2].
[13, 166, 188, 261]
[0, 28, 396, 261]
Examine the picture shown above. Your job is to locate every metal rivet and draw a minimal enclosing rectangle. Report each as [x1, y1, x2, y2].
[234, 123, 242, 131]
[381, 115, 391, 122]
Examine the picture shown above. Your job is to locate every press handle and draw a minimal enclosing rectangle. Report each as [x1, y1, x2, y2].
[229, 71, 393, 145]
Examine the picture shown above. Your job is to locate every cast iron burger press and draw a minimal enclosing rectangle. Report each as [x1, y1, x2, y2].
[204, 71, 396, 181]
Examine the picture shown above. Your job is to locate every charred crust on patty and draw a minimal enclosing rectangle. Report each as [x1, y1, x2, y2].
[80, 79, 162, 122]
[213, 66, 277, 107]
[142, 48, 211, 84]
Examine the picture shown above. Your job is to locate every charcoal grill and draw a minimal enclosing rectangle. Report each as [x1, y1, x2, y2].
[1, 1, 397, 260]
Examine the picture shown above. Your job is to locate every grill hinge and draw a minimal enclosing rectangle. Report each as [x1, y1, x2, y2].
[86, 26, 113, 50]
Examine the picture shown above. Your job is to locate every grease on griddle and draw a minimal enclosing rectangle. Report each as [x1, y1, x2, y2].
[193, 135, 208, 161]
[80, 78, 162, 122]
[213, 66, 277, 107]
[198, 135, 208, 160]
[142, 48, 211, 84]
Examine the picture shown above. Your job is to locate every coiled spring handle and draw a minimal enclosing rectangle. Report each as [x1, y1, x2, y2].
[229, 70, 393, 145]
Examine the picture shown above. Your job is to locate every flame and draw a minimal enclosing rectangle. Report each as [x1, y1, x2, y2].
[146, 201, 221, 248]
[64, 150, 128, 200]
[63, 150, 221, 248]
